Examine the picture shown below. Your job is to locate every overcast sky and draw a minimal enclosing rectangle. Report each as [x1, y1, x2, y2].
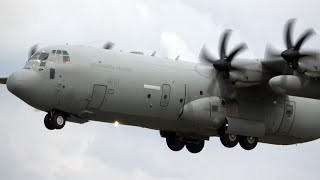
[1, 0, 320, 179]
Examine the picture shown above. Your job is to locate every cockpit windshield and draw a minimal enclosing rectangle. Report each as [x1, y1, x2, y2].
[29, 52, 49, 61]
[38, 53, 49, 60]
[29, 52, 41, 60]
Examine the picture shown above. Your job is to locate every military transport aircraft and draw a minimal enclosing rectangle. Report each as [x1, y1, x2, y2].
[1, 19, 320, 153]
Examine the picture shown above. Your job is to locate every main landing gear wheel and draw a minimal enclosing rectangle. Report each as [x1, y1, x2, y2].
[186, 140, 205, 154]
[44, 114, 54, 130]
[239, 136, 258, 150]
[166, 135, 185, 152]
[220, 133, 239, 148]
[51, 113, 67, 129]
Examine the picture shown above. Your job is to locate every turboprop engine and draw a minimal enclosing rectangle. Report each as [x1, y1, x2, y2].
[269, 75, 320, 99]
[180, 97, 266, 137]
[180, 97, 226, 130]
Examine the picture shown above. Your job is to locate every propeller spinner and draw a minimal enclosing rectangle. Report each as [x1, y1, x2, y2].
[200, 30, 247, 78]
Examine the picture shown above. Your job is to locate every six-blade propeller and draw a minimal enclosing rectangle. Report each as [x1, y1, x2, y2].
[267, 19, 316, 70]
[200, 30, 247, 78]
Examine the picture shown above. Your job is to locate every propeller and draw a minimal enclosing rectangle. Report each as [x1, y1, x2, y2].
[200, 30, 247, 78]
[266, 19, 316, 70]
[29, 44, 38, 59]
[103, 42, 115, 50]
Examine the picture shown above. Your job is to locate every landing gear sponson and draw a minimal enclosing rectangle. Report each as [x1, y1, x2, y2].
[218, 124, 258, 150]
[161, 130, 258, 153]
[44, 110, 69, 130]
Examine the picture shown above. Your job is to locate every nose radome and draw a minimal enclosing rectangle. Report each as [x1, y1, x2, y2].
[7, 72, 23, 95]
[7, 70, 40, 98]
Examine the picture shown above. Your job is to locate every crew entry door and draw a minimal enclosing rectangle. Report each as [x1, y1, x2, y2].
[87, 85, 107, 109]
[278, 101, 295, 134]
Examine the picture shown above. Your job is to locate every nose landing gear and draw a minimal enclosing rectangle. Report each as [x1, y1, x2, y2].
[44, 111, 68, 130]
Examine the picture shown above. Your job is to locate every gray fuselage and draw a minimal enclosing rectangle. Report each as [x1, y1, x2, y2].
[7, 45, 320, 145]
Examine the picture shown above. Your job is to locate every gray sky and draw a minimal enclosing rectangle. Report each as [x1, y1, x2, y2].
[1, 0, 320, 179]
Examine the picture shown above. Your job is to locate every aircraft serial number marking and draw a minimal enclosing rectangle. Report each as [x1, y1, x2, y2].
[107, 78, 120, 86]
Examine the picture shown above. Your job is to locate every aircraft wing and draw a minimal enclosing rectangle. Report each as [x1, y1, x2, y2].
[0, 77, 8, 84]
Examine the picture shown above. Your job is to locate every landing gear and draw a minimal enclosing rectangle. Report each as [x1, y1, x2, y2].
[219, 127, 239, 148]
[186, 140, 205, 154]
[162, 131, 206, 153]
[44, 111, 68, 130]
[51, 113, 67, 129]
[44, 114, 54, 130]
[166, 134, 184, 151]
[239, 136, 258, 150]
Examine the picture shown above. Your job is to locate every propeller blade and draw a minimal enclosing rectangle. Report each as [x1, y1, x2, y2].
[103, 42, 114, 50]
[285, 19, 295, 49]
[199, 45, 216, 64]
[263, 45, 291, 74]
[299, 51, 318, 59]
[226, 43, 247, 62]
[265, 45, 282, 59]
[220, 30, 231, 59]
[29, 44, 38, 59]
[294, 29, 315, 50]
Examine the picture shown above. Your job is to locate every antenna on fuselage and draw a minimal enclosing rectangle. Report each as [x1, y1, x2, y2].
[175, 55, 180, 61]
[151, 51, 156, 56]
[103, 42, 115, 50]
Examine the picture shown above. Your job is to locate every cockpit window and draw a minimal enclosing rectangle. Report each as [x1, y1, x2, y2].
[38, 53, 49, 61]
[52, 50, 56, 54]
[57, 50, 61, 54]
[63, 51, 69, 55]
[63, 56, 70, 63]
[29, 52, 41, 60]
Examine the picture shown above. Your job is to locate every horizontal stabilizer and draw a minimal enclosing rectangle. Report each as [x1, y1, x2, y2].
[0, 77, 7, 84]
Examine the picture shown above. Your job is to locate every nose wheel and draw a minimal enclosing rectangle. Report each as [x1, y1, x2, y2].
[44, 111, 68, 130]
[44, 114, 54, 130]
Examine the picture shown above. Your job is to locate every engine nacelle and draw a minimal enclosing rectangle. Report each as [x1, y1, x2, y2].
[299, 61, 320, 78]
[269, 75, 320, 99]
[180, 97, 226, 130]
[229, 70, 262, 88]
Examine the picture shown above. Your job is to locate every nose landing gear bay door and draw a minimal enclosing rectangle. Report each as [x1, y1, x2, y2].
[87, 85, 107, 110]
[278, 101, 296, 134]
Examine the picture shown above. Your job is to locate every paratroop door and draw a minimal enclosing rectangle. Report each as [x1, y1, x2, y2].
[87, 85, 107, 109]
[278, 101, 295, 134]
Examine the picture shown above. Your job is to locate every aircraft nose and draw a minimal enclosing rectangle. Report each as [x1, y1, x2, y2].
[7, 70, 39, 98]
